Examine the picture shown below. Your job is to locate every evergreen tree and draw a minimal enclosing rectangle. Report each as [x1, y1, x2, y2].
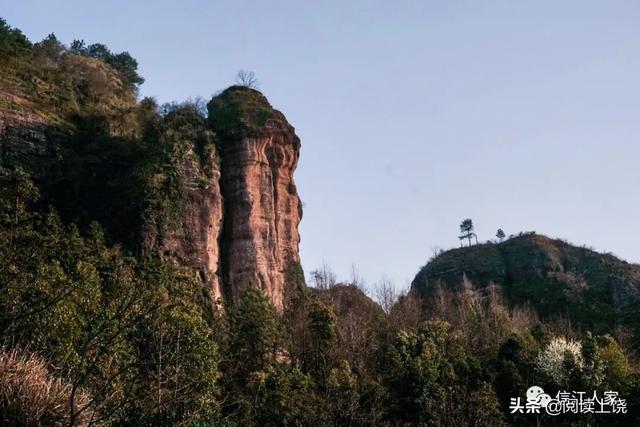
[459, 218, 476, 246]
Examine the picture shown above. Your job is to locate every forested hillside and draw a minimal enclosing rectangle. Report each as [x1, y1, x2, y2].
[1, 19, 639, 426]
[412, 233, 640, 334]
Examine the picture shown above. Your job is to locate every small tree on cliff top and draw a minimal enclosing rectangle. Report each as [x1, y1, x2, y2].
[459, 218, 476, 247]
[236, 70, 258, 89]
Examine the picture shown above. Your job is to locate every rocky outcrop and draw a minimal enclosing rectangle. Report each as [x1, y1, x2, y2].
[143, 143, 225, 303]
[0, 91, 64, 177]
[208, 86, 302, 310]
[1, 83, 303, 311]
[143, 87, 303, 310]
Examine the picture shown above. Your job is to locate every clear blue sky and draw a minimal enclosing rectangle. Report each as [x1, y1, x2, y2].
[4, 1, 640, 292]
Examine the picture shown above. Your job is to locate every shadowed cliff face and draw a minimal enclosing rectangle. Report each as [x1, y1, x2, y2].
[208, 86, 302, 310]
[143, 142, 224, 303]
[1, 81, 302, 311]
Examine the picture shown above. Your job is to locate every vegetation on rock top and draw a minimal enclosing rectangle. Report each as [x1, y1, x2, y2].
[207, 85, 293, 141]
[0, 19, 141, 134]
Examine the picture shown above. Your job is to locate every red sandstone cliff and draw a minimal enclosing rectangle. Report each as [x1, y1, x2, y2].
[143, 143, 225, 303]
[1, 82, 302, 311]
[208, 86, 302, 310]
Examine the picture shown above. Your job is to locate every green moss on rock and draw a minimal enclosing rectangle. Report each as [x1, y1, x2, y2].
[207, 86, 291, 140]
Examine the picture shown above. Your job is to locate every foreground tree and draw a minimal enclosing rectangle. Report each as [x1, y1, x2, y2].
[0, 169, 220, 425]
[382, 321, 506, 426]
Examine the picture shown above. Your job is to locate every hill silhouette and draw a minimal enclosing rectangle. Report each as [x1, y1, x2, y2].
[412, 233, 640, 332]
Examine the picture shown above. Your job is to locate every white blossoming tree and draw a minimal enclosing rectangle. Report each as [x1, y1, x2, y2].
[535, 337, 583, 386]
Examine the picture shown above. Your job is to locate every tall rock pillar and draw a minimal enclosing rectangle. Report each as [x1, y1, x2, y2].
[208, 86, 302, 310]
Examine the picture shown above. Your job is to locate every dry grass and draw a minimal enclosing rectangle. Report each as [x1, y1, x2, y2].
[0, 347, 95, 426]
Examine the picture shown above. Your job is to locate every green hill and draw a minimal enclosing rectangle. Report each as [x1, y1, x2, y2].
[412, 233, 640, 332]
